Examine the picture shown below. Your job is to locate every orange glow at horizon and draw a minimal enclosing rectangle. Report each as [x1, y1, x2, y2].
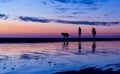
[0, 20, 79, 37]
[0, 20, 120, 38]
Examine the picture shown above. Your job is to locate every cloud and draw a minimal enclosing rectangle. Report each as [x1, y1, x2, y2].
[54, 0, 108, 5]
[0, 13, 119, 26]
[19, 16, 51, 23]
[80, 0, 95, 5]
[54, 0, 69, 3]
[80, 0, 107, 5]
[54, 19, 120, 25]
[0, 13, 8, 19]
[0, 14, 5, 18]
[46, 0, 109, 19]
[72, 12, 85, 14]
[18, 16, 120, 26]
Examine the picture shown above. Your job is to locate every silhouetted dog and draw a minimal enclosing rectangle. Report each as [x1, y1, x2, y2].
[61, 33, 70, 38]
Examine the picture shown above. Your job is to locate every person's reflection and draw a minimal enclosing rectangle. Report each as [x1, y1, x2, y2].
[78, 41, 81, 53]
[62, 41, 69, 50]
[92, 41, 96, 53]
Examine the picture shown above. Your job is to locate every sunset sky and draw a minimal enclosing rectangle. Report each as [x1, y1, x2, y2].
[0, 0, 120, 38]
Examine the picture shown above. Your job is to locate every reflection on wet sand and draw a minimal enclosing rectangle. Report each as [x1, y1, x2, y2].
[0, 41, 120, 74]
[78, 40, 96, 53]
[62, 41, 69, 50]
[62, 40, 96, 53]
[92, 41, 96, 53]
[78, 41, 81, 53]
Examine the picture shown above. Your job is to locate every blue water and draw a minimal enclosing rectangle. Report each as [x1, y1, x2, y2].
[0, 41, 120, 74]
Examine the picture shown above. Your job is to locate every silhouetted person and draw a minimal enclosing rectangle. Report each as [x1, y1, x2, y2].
[61, 32, 70, 38]
[92, 41, 96, 53]
[78, 27, 81, 38]
[92, 27, 96, 39]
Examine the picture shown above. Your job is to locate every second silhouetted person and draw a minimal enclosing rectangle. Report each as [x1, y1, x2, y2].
[92, 27, 96, 38]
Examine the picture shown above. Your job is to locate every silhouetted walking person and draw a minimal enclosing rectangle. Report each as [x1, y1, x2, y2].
[78, 27, 81, 52]
[92, 27, 96, 38]
[78, 27, 81, 38]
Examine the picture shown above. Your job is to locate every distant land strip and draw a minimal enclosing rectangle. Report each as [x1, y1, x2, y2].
[0, 38, 119, 43]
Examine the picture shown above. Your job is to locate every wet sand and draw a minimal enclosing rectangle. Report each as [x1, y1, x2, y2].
[54, 67, 120, 74]
[0, 41, 120, 74]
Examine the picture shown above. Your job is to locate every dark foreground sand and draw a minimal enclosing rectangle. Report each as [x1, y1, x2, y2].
[54, 67, 120, 74]
[0, 38, 119, 43]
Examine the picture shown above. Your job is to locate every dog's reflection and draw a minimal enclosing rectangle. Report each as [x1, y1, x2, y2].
[62, 41, 69, 50]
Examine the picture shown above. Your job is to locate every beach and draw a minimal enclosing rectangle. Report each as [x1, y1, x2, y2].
[0, 41, 120, 74]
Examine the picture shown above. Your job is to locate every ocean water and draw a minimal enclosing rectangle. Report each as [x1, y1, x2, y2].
[0, 41, 120, 74]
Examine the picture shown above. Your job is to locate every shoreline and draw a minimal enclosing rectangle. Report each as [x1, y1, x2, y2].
[0, 38, 119, 43]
